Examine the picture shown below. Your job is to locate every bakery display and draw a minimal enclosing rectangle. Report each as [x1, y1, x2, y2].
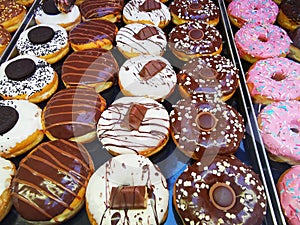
[118, 55, 177, 100]
[0, 55, 58, 103]
[11, 139, 94, 224]
[246, 57, 300, 104]
[277, 0, 300, 31]
[0, 100, 44, 158]
[85, 154, 169, 225]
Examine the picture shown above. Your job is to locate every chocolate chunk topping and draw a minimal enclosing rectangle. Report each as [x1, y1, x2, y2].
[133, 26, 159, 40]
[0, 106, 19, 135]
[28, 26, 55, 44]
[195, 112, 217, 132]
[271, 72, 286, 81]
[139, 60, 166, 80]
[110, 186, 147, 209]
[209, 183, 236, 211]
[121, 104, 148, 131]
[199, 67, 218, 79]
[189, 2, 203, 10]
[5, 58, 36, 81]
[188, 28, 204, 40]
[139, 0, 161, 12]
[42, 0, 60, 15]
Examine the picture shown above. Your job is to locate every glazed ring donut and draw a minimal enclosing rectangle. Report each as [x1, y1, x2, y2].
[173, 155, 267, 225]
[277, 0, 300, 31]
[0, 0, 26, 33]
[168, 21, 222, 61]
[227, 0, 278, 28]
[234, 23, 291, 64]
[0, 55, 58, 103]
[16, 24, 69, 64]
[97, 96, 170, 157]
[118, 55, 177, 100]
[246, 57, 300, 104]
[35, 0, 81, 31]
[170, 95, 244, 160]
[123, 0, 171, 29]
[258, 100, 300, 165]
[169, 0, 220, 26]
[0, 157, 15, 222]
[11, 139, 94, 223]
[177, 55, 239, 101]
[288, 27, 300, 62]
[277, 165, 300, 225]
[0, 26, 11, 56]
[85, 154, 169, 225]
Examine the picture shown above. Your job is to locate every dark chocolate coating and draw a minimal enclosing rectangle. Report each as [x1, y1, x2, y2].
[289, 27, 300, 48]
[42, 0, 60, 15]
[280, 0, 300, 23]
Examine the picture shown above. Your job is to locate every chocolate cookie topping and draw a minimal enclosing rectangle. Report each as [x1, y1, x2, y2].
[28, 26, 55, 44]
[42, 0, 60, 15]
[5, 58, 36, 81]
[0, 105, 19, 135]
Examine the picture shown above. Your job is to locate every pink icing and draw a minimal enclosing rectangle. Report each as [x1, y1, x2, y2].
[228, 0, 278, 28]
[259, 100, 300, 164]
[277, 165, 300, 225]
[247, 57, 300, 101]
[234, 23, 291, 60]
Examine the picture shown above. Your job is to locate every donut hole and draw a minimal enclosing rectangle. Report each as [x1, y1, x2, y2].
[198, 67, 218, 80]
[189, 2, 203, 10]
[258, 35, 268, 43]
[209, 183, 236, 211]
[290, 127, 299, 134]
[271, 72, 286, 81]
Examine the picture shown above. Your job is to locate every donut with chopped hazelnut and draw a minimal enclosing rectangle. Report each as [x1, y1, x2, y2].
[0, 26, 11, 56]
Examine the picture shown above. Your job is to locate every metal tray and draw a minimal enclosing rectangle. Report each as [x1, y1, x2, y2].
[0, 0, 283, 224]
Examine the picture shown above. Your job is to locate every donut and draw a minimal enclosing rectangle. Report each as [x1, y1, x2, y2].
[0, 157, 15, 222]
[42, 87, 106, 143]
[11, 139, 94, 224]
[173, 155, 267, 225]
[169, 0, 220, 26]
[277, 0, 300, 31]
[118, 55, 177, 100]
[288, 27, 300, 62]
[0, 55, 58, 103]
[234, 23, 291, 64]
[16, 24, 69, 64]
[97, 96, 170, 157]
[246, 57, 300, 104]
[277, 165, 300, 225]
[177, 55, 240, 101]
[170, 95, 244, 160]
[80, 0, 124, 23]
[168, 21, 222, 61]
[62, 48, 119, 92]
[0, 0, 26, 33]
[0, 25, 11, 56]
[85, 154, 169, 225]
[69, 19, 118, 51]
[122, 0, 171, 29]
[258, 100, 300, 165]
[227, 0, 278, 28]
[54, 0, 76, 13]
[116, 23, 167, 58]
[35, 0, 81, 31]
[15, 0, 35, 7]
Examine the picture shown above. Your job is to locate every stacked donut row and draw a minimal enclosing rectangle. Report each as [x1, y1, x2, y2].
[0, 0, 269, 224]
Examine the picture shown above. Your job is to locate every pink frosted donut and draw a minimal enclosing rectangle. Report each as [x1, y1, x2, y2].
[227, 0, 278, 28]
[234, 23, 291, 63]
[258, 100, 300, 165]
[277, 165, 300, 225]
[246, 57, 300, 104]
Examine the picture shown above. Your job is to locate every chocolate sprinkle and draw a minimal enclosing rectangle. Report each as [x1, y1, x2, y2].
[5, 58, 36, 81]
[0, 106, 19, 135]
[28, 26, 55, 44]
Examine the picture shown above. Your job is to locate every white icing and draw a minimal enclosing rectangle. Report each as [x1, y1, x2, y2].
[35, 5, 81, 27]
[16, 24, 68, 58]
[119, 55, 177, 100]
[0, 157, 14, 196]
[97, 96, 170, 155]
[86, 154, 169, 224]
[0, 55, 55, 99]
[0, 100, 43, 153]
[123, 0, 171, 27]
[116, 23, 167, 57]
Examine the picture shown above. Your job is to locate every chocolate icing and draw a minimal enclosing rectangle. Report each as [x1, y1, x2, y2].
[54, 0, 76, 13]
[139, 60, 166, 80]
[42, 0, 60, 15]
[0, 105, 19, 135]
[5, 58, 36, 81]
[133, 25, 159, 40]
[121, 103, 148, 131]
[280, 0, 300, 22]
[28, 26, 55, 44]
[12, 139, 93, 222]
[139, 0, 161, 12]
[289, 27, 300, 48]
[0, 0, 25, 23]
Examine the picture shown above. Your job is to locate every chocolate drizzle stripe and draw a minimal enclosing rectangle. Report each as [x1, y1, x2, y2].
[80, 0, 123, 18]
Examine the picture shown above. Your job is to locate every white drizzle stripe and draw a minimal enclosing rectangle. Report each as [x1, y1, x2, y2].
[0, 100, 42, 153]
[0, 157, 14, 196]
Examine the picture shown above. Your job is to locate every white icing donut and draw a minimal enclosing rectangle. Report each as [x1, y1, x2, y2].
[97, 96, 170, 156]
[85, 154, 169, 225]
[0, 55, 57, 101]
[118, 55, 177, 100]
[116, 23, 167, 58]
[0, 100, 43, 156]
[123, 0, 171, 28]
